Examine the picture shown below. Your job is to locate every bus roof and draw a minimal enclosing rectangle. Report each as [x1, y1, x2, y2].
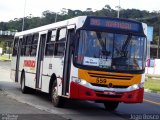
[15, 16, 144, 37]
[15, 16, 87, 37]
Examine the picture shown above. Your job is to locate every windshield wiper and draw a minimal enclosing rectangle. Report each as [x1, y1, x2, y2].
[120, 35, 132, 57]
[96, 32, 111, 57]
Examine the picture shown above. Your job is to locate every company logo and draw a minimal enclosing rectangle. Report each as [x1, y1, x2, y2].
[108, 83, 113, 88]
[24, 60, 36, 68]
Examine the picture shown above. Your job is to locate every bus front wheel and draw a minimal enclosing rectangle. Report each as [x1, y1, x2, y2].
[103, 101, 119, 111]
[51, 80, 65, 107]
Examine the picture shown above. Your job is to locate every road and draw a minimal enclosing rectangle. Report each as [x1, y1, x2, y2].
[0, 61, 66, 120]
[0, 61, 160, 120]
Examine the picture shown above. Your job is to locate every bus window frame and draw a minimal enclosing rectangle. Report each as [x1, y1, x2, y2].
[45, 29, 57, 56]
[24, 34, 33, 56]
[30, 33, 39, 56]
[54, 27, 67, 57]
[21, 36, 26, 56]
[12, 37, 19, 56]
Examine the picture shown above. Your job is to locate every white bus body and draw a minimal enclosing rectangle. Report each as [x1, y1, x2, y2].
[11, 16, 147, 110]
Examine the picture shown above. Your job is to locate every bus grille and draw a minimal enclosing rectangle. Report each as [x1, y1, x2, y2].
[96, 94, 122, 98]
[91, 83, 129, 88]
[88, 72, 133, 80]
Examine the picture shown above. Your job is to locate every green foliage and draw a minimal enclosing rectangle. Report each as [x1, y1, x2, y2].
[145, 79, 160, 93]
[0, 41, 7, 54]
[0, 4, 160, 43]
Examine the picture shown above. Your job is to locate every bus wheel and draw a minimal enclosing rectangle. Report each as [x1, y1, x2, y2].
[51, 80, 65, 107]
[21, 72, 29, 94]
[103, 101, 119, 111]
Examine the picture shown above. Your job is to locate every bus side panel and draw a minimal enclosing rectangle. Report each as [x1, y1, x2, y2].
[50, 57, 63, 96]
[41, 57, 50, 93]
[25, 72, 36, 88]
[20, 57, 36, 89]
[17, 57, 24, 84]
[10, 56, 17, 81]
[41, 76, 50, 93]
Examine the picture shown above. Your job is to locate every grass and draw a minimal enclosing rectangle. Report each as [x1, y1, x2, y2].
[144, 79, 160, 93]
[0, 54, 11, 61]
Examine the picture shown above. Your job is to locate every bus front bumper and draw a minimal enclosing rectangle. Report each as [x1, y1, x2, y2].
[69, 82, 144, 103]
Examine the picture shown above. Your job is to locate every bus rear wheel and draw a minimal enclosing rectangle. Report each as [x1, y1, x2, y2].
[103, 101, 119, 111]
[21, 72, 29, 93]
[51, 80, 65, 107]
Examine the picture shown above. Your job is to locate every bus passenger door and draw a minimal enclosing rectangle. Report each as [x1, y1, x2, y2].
[62, 26, 75, 95]
[36, 32, 47, 89]
[15, 37, 22, 82]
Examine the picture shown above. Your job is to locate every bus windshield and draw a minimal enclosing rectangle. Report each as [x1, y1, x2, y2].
[74, 30, 146, 72]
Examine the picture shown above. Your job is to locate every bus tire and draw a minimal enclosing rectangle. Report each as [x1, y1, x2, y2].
[51, 80, 65, 107]
[21, 72, 29, 94]
[103, 101, 119, 111]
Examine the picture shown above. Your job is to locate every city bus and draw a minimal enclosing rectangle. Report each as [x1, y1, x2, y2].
[11, 16, 147, 111]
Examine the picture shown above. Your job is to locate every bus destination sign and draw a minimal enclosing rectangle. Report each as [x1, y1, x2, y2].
[90, 18, 140, 32]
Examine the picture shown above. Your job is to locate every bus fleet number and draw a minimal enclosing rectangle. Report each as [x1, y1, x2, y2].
[96, 78, 107, 84]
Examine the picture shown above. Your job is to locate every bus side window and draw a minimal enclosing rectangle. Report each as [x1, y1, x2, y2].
[31, 33, 39, 56]
[21, 36, 26, 56]
[25, 35, 32, 56]
[12, 38, 19, 56]
[45, 30, 56, 56]
[54, 28, 66, 56]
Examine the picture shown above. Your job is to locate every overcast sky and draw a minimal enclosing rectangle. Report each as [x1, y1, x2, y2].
[0, 0, 160, 22]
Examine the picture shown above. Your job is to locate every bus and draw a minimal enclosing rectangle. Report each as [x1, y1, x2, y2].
[11, 16, 147, 111]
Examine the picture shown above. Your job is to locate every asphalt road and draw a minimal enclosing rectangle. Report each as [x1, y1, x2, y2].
[0, 61, 160, 120]
[0, 61, 67, 120]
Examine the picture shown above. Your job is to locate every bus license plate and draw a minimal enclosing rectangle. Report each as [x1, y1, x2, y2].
[104, 91, 116, 95]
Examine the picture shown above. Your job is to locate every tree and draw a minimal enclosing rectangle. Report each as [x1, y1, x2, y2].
[1, 6, 160, 44]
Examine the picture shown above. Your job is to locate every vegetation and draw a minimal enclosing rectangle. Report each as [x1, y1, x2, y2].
[145, 79, 160, 93]
[0, 5, 160, 44]
[0, 54, 11, 61]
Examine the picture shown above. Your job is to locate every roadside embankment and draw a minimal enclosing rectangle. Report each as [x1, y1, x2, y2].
[145, 74, 160, 93]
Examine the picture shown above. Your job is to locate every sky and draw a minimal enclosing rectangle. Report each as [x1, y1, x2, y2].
[0, 0, 160, 22]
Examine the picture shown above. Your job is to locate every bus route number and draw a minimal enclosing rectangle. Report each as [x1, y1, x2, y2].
[96, 78, 107, 84]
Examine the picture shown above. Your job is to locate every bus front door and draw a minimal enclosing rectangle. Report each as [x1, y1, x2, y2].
[35, 33, 46, 89]
[62, 28, 75, 95]
[15, 38, 22, 82]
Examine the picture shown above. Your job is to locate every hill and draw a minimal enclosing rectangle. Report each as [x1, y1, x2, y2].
[0, 5, 160, 44]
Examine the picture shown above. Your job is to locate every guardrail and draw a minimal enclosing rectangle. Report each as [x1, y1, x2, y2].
[0, 30, 16, 36]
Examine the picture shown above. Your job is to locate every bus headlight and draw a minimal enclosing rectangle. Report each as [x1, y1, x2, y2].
[131, 82, 144, 90]
[81, 80, 87, 85]
[132, 84, 139, 89]
[72, 76, 81, 84]
[71, 76, 87, 85]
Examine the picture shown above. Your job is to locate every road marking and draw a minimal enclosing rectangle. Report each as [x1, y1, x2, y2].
[144, 99, 160, 106]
